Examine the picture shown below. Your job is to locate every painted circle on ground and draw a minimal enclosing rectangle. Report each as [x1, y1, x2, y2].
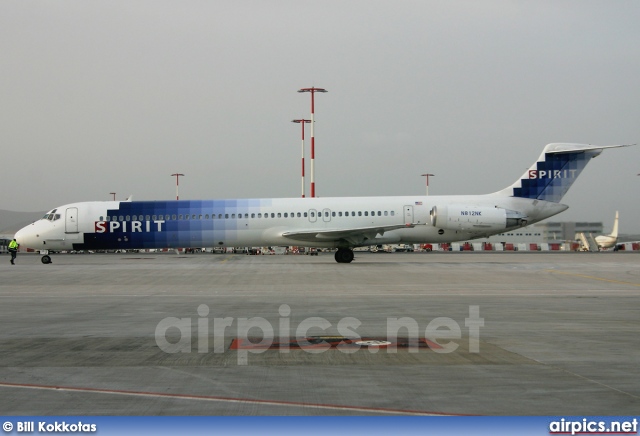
[355, 340, 392, 347]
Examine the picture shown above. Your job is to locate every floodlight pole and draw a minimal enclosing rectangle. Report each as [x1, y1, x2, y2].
[292, 119, 311, 198]
[171, 173, 185, 200]
[421, 173, 435, 196]
[298, 87, 327, 197]
[109, 192, 116, 201]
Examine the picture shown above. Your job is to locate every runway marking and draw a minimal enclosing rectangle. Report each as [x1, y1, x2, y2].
[545, 365, 640, 400]
[546, 270, 640, 287]
[0, 381, 456, 416]
[230, 336, 442, 350]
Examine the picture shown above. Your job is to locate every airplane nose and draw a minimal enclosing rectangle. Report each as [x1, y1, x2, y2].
[14, 223, 39, 249]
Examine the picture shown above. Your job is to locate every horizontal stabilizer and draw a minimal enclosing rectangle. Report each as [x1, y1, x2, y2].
[544, 143, 633, 154]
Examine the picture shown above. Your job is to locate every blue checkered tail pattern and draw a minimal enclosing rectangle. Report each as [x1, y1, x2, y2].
[494, 143, 615, 203]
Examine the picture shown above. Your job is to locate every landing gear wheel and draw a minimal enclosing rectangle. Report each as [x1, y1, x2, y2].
[41, 255, 52, 264]
[334, 248, 354, 263]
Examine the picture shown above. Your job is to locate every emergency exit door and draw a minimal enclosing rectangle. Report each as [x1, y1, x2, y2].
[403, 205, 414, 225]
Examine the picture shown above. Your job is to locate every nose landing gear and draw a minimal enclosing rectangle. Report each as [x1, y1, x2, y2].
[40, 250, 52, 264]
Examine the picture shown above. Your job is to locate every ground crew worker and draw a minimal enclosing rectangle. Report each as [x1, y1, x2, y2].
[8, 239, 19, 265]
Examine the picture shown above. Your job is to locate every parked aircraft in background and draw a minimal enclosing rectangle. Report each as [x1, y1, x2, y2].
[15, 143, 630, 264]
[595, 211, 620, 250]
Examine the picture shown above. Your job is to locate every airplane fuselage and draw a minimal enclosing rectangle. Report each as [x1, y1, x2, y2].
[17, 195, 567, 252]
[15, 143, 628, 263]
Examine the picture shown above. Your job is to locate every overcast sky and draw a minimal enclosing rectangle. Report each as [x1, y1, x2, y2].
[1, 1, 638, 233]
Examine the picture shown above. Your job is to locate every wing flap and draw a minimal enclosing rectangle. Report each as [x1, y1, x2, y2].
[281, 223, 416, 246]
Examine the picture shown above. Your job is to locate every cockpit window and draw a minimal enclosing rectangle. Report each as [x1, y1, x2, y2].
[42, 209, 60, 221]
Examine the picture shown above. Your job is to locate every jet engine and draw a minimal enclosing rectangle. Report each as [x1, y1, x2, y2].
[430, 205, 527, 231]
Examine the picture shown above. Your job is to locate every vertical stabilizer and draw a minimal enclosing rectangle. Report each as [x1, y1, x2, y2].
[494, 143, 630, 203]
[609, 211, 619, 238]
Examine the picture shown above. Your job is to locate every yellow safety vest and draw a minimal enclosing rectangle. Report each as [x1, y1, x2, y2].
[8, 240, 18, 250]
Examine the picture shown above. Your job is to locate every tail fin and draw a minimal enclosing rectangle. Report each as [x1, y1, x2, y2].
[609, 211, 619, 238]
[495, 143, 631, 203]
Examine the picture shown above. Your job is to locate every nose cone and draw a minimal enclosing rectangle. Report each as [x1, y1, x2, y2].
[14, 222, 41, 250]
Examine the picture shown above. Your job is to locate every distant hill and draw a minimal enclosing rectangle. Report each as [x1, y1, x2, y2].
[0, 209, 45, 236]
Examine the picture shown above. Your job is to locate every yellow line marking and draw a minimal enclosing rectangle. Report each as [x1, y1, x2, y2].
[545, 270, 640, 287]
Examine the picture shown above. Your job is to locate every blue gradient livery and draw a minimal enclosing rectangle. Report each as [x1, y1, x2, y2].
[15, 143, 630, 263]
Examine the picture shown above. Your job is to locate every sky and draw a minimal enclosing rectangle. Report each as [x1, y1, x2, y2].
[1, 1, 638, 233]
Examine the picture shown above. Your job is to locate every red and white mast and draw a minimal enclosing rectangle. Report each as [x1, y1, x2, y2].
[298, 87, 327, 197]
[292, 119, 311, 198]
[171, 173, 184, 200]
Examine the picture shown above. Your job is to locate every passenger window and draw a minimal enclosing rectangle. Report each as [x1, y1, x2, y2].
[172, 215, 177, 220]
[278, 213, 282, 218]
[358, 212, 362, 217]
[271, 213, 275, 218]
[153, 215, 158, 220]
[364, 212, 368, 216]
[225, 214, 229, 219]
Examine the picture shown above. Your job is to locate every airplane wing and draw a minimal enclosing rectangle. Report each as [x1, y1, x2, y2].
[281, 223, 418, 246]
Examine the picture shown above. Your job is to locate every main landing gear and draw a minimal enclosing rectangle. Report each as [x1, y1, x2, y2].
[334, 248, 354, 263]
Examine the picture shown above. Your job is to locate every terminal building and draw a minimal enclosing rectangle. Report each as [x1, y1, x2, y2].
[484, 220, 603, 244]
[455, 220, 605, 251]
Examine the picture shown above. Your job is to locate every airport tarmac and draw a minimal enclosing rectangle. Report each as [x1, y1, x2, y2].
[0, 251, 638, 415]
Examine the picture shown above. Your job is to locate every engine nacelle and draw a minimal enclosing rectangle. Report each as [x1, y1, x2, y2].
[430, 205, 527, 232]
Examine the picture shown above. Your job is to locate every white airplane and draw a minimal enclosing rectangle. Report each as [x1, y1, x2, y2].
[15, 143, 630, 264]
[595, 211, 620, 250]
